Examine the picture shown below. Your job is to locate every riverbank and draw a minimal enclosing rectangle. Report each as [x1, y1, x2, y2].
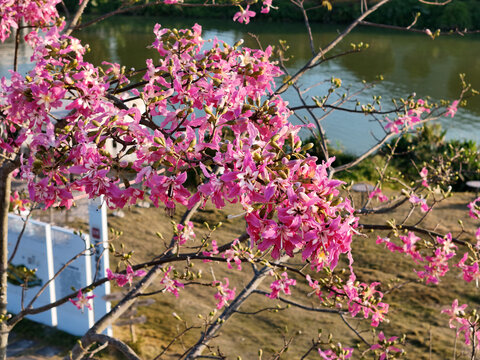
[64, 0, 480, 30]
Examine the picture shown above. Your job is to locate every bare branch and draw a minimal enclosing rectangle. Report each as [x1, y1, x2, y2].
[84, 333, 141, 360]
[8, 210, 33, 265]
[252, 290, 346, 314]
[359, 223, 468, 246]
[64, 0, 91, 36]
[339, 313, 370, 347]
[274, 0, 392, 95]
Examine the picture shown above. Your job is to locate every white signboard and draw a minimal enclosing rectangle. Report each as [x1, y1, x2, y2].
[7, 201, 112, 337]
[7, 215, 57, 327]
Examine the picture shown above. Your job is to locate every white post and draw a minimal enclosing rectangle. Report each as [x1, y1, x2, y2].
[88, 196, 112, 336]
[44, 224, 58, 326]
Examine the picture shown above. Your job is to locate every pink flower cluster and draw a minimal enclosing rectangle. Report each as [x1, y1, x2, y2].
[106, 266, 147, 287]
[368, 188, 388, 203]
[223, 239, 254, 271]
[409, 194, 430, 212]
[213, 278, 236, 309]
[10, 191, 29, 213]
[202, 239, 219, 260]
[233, 6, 256, 24]
[0, 0, 61, 42]
[442, 299, 480, 350]
[419, 167, 429, 187]
[69, 290, 95, 312]
[160, 266, 184, 297]
[457, 253, 480, 285]
[1, 21, 358, 274]
[384, 99, 430, 134]
[445, 100, 459, 118]
[369, 332, 404, 360]
[174, 221, 195, 246]
[318, 344, 353, 360]
[377, 232, 457, 284]
[307, 273, 389, 327]
[468, 197, 480, 219]
[266, 271, 296, 299]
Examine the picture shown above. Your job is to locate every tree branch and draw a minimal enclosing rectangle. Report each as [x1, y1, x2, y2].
[274, 0, 392, 95]
[65, 0, 91, 36]
[252, 290, 346, 314]
[83, 333, 141, 360]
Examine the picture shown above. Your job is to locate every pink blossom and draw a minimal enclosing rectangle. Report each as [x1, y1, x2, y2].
[261, 0, 276, 13]
[368, 188, 388, 202]
[202, 239, 219, 261]
[370, 332, 404, 360]
[441, 299, 468, 328]
[468, 197, 480, 219]
[445, 100, 459, 118]
[69, 290, 95, 312]
[420, 167, 429, 187]
[233, 5, 256, 24]
[213, 278, 236, 309]
[175, 221, 195, 245]
[10, 191, 28, 212]
[266, 272, 296, 299]
[106, 266, 146, 287]
[409, 194, 429, 212]
[160, 266, 184, 297]
[318, 345, 353, 359]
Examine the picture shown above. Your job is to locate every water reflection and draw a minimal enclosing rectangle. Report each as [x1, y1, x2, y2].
[2, 16, 480, 154]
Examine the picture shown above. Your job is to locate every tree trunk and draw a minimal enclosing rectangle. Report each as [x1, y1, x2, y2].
[0, 170, 12, 360]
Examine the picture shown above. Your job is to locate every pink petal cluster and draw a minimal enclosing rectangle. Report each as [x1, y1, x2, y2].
[0, 0, 61, 42]
[318, 344, 353, 360]
[340, 279, 389, 327]
[0, 22, 357, 273]
[233, 5, 256, 24]
[307, 273, 389, 326]
[266, 272, 296, 299]
[10, 191, 29, 212]
[106, 266, 147, 287]
[368, 188, 388, 203]
[261, 0, 276, 14]
[370, 332, 404, 360]
[468, 197, 480, 219]
[222, 239, 254, 271]
[457, 253, 480, 285]
[384, 98, 430, 133]
[419, 167, 429, 187]
[442, 300, 480, 350]
[69, 290, 95, 312]
[175, 221, 195, 246]
[160, 266, 184, 297]
[409, 194, 430, 212]
[213, 278, 236, 309]
[377, 233, 457, 284]
[442, 299, 467, 328]
[202, 239, 219, 261]
[445, 100, 459, 118]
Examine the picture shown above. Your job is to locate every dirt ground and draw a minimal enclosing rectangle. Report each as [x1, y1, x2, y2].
[9, 188, 480, 359]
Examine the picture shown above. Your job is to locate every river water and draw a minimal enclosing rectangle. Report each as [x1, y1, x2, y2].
[2, 16, 480, 155]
